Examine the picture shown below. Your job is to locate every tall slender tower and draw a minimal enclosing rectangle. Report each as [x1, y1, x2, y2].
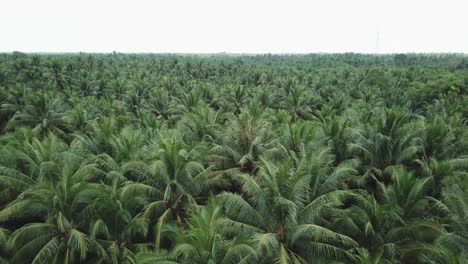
[375, 26, 380, 54]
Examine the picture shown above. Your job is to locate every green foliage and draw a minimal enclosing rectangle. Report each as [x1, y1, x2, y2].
[0, 53, 466, 263]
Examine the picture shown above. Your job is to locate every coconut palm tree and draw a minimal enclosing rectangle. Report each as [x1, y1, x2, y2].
[44, 59, 68, 91]
[208, 112, 285, 178]
[157, 200, 257, 264]
[441, 171, 468, 255]
[219, 157, 359, 263]
[5, 91, 69, 138]
[420, 116, 461, 160]
[348, 109, 421, 191]
[0, 154, 108, 263]
[133, 135, 226, 248]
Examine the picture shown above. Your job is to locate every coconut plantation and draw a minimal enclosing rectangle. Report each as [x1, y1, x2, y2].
[0, 53, 467, 264]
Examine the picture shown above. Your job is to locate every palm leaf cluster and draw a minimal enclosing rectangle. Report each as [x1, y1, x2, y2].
[0, 53, 467, 263]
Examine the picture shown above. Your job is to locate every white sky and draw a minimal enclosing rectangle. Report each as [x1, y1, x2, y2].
[1, 0, 467, 53]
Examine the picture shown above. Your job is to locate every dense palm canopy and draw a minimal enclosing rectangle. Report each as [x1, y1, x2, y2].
[0, 53, 467, 263]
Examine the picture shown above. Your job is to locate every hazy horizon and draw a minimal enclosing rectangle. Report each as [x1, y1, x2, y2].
[3, 51, 468, 55]
[2, 0, 468, 54]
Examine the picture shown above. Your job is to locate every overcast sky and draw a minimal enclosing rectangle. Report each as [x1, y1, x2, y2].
[1, 0, 467, 53]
